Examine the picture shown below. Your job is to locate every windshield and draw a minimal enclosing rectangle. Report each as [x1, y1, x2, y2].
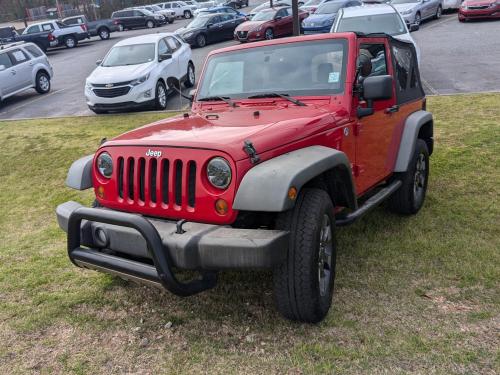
[337, 13, 406, 35]
[316, 2, 344, 14]
[102, 44, 156, 67]
[253, 10, 276, 21]
[303, 0, 323, 5]
[187, 16, 211, 28]
[391, 0, 419, 3]
[150, 5, 162, 11]
[197, 39, 347, 100]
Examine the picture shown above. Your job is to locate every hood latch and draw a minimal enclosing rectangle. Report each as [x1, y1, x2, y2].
[243, 140, 260, 164]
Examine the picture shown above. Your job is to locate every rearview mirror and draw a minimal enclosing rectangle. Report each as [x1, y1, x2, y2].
[357, 75, 393, 118]
[95, 59, 102, 66]
[159, 53, 172, 62]
[409, 24, 419, 32]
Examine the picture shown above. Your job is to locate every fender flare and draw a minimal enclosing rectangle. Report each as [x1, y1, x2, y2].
[233, 146, 357, 212]
[394, 110, 433, 172]
[66, 154, 94, 190]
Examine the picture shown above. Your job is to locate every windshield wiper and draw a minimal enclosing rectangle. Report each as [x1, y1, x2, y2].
[198, 96, 238, 107]
[247, 93, 306, 106]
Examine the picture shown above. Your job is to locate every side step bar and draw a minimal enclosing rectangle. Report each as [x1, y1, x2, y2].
[335, 180, 402, 226]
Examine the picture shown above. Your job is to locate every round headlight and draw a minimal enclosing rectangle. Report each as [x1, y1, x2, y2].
[97, 152, 113, 178]
[207, 157, 232, 189]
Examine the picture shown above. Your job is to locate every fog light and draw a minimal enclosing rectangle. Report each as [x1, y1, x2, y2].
[93, 226, 109, 247]
[97, 185, 105, 199]
[288, 186, 298, 201]
[144, 89, 152, 98]
[215, 199, 228, 215]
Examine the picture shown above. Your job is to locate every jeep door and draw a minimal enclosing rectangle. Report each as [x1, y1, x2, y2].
[0, 51, 16, 96]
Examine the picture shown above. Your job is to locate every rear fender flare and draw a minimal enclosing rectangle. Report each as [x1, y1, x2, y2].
[233, 146, 357, 212]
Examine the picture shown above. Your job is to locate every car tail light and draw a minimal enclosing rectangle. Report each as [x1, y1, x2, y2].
[113, 19, 119, 25]
[80, 24, 87, 32]
[422, 98, 427, 111]
[48, 33, 55, 41]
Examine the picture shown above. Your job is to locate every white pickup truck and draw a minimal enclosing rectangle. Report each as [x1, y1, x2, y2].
[22, 20, 90, 49]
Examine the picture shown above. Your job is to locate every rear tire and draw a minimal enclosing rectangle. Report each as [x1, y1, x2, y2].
[155, 81, 168, 110]
[184, 62, 195, 88]
[184, 10, 192, 19]
[273, 188, 336, 323]
[98, 27, 110, 40]
[35, 71, 50, 94]
[64, 36, 77, 48]
[388, 139, 429, 215]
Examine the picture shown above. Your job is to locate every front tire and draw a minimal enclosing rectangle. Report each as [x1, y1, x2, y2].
[265, 28, 274, 40]
[273, 188, 336, 323]
[35, 71, 50, 94]
[388, 139, 429, 215]
[196, 33, 206, 47]
[64, 36, 77, 48]
[414, 12, 421, 26]
[184, 10, 192, 19]
[184, 62, 195, 88]
[435, 5, 442, 19]
[146, 20, 155, 29]
[155, 81, 168, 110]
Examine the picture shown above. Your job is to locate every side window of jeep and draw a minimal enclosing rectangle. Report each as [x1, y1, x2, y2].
[358, 43, 388, 79]
[391, 41, 423, 103]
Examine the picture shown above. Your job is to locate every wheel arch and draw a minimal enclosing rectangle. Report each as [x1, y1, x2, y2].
[33, 67, 50, 85]
[394, 110, 433, 172]
[233, 146, 357, 212]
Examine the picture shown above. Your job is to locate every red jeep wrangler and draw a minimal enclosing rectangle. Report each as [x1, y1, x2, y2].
[57, 33, 433, 323]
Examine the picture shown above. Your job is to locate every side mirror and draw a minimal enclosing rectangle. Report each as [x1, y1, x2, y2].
[96, 59, 102, 66]
[409, 24, 419, 32]
[0, 65, 6, 72]
[159, 53, 172, 62]
[357, 75, 393, 118]
[207, 23, 213, 28]
[274, 16, 282, 20]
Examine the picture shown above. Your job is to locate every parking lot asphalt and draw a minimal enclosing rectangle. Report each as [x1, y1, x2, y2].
[0, 8, 498, 120]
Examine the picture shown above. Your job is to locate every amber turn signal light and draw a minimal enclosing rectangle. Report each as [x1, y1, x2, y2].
[96, 185, 105, 199]
[215, 199, 229, 215]
[288, 186, 298, 201]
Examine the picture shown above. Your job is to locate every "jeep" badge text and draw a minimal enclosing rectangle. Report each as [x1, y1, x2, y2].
[145, 149, 162, 158]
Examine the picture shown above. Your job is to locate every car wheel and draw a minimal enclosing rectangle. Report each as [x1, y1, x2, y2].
[388, 139, 430, 215]
[273, 188, 336, 323]
[184, 10, 192, 19]
[184, 62, 195, 88]
[35, 71, 51, 94]
[168, 18, 175, 24]
[265, 28, 274, 40]
[196, 33, 206, 47]
[118, 24, 124, 31]
[435, 5, 442, 19]
[146, 20, 155, 28]
[64, 36, 77, 48]
[155, 81, 168, 110]
[98, 27, 110, 40]
[414, 12, 421, 26]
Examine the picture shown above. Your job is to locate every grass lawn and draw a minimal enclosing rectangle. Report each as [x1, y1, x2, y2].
[0, 94, 499, 374]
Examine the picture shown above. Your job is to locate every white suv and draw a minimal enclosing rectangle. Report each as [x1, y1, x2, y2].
[85, 33, 195, 114]
[156, 1, 198, 18]
[0, 42, 53, 103]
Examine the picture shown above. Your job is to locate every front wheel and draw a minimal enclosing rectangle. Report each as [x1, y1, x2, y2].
[155, 81, 168, 110]
[414, 12, 421, 26]
[196, 33, 206, 48]
[388, 139, 429, 215]
[435, 5, 442, 19]
[184, 10, 192, 19]
[64, 36, 77, 48]
[146, 20, 155, 29]
[264, 28, 274, 40]
[184, 62, 195, 88]
[35, 71, 50, 94]
[273, 188, 337, 323]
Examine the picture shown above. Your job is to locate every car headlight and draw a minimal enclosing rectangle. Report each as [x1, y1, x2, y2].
[401, 9, 413, 15]
[252, 25, 263, 32]
[85, 81, 93, 91]
[207, 157, 232, 189]
[130, 74, 150, 86]
[97, 152, 113, 179]
[183, 31, 194, 38]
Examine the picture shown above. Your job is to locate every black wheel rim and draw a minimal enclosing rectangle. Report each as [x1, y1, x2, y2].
[318, 214, 333, 297]
[413, 152, 427, 203]
[265, 29, 273, 40]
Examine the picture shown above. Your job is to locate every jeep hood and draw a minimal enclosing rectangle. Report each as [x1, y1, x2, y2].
[104, 103, 345, 161]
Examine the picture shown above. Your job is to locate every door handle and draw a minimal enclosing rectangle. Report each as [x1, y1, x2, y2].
[10, 70, 16, 75]
[385, 105, 399, 114]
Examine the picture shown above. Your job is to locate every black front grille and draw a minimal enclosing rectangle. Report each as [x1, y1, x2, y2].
[117, 156, 197, 208]
[237, 31, 248, 39]
[93, 86, 131, 98]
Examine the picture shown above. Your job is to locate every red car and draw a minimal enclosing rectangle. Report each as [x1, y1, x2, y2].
[234, 6, 308, 42]
[459, 0, 500, 21]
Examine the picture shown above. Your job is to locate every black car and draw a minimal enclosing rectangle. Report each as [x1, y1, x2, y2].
[175, 13, 246, 48]
[111, 9, 165, 31]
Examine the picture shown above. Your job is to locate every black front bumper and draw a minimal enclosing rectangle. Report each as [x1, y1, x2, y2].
[89, 100, 155, 112]
[57, 202, 288, 296]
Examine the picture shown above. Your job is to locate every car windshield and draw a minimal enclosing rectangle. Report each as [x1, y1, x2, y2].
[303, 0, 323, 5]
[337, 13, 406, 35]
[102, 43, 156, 67]
[252, 10, 276, 21]
[187, 16, 211, 28]
[316, 2, 344, 14]
[391, 0, 419, 3]
[197, 39, 347, 100]
[151, 5, 162, 11]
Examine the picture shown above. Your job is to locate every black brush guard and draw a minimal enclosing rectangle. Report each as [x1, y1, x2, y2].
[67, 207, 217, 296]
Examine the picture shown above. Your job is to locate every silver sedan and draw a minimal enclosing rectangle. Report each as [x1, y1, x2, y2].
[391, 0, 443, 26]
